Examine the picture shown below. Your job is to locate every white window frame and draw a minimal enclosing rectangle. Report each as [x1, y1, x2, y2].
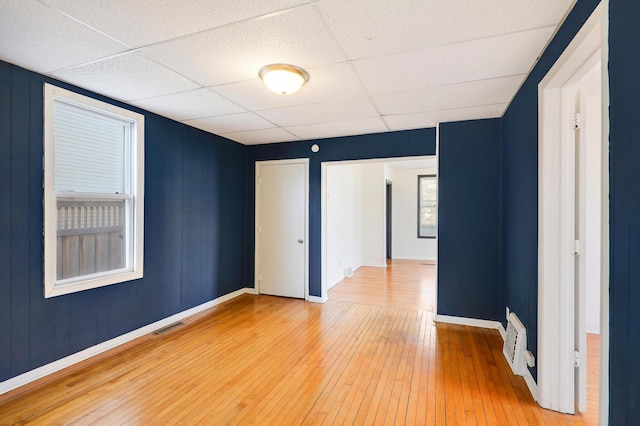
[418, 174, 437, 239]
[43, 83, 144, 298]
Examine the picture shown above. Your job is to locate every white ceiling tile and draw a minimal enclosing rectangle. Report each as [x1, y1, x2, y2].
[383, 104, 508, 131]
[130, 89, 245, 121]
[213, 62, 368, 111]
[319, 0, 574, 59]
[50, 53, 199, 102]
[39, 0, 315, 47]
[286, 117, 388, 140]
[183, 112, 275, 134]
[0, 0, 128, 73]
[1, 0, 576, 145]
[142, 5, 347, 86]
[257, 97, 379, 127]
[222, 128, 301, 145]
[372, 75, 525, 115]
[354, 27, 556, 95]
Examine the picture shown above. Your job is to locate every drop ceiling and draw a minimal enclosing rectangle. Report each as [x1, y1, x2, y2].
[0, 0, 575, 145]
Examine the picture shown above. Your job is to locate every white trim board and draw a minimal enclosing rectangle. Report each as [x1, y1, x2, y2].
[434, 314, 503, 331]
[0, 287, 256, 396]
[307, 295, 328, 304]
[538, 3, 606, 415]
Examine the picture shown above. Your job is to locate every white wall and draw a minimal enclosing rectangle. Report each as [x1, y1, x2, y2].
[391, 168, 438, 261]
[360, 163, 387, 267]
[326, 164, 362, 289]
[583, 63, 602, 334]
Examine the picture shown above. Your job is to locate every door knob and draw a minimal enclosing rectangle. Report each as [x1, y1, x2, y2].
[298, 239, 304, 244]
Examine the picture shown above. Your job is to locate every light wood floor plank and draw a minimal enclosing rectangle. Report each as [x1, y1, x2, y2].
[0, 260, 599, 425]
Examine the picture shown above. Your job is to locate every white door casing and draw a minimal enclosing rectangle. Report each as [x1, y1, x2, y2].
[255, 159, 308, 299]
[575, 85, 588, 413]
[538, 3, 607, 417]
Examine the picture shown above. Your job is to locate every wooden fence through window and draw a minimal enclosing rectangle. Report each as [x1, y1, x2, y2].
[56, 199, 125, 280]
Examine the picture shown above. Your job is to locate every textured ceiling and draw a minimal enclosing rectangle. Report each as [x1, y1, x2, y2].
[0, 0, 576, 145]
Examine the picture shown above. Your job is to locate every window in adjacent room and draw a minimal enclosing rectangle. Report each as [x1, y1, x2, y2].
[43, 83, 144, 298]
[418, 174, 437, 238]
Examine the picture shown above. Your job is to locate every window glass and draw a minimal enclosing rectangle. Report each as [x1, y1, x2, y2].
[418, 175, 437, 238]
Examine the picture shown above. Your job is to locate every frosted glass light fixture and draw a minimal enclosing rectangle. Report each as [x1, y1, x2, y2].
[259, 64, 309, 95]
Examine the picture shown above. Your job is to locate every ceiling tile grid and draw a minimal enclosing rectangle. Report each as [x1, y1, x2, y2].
[140, 5, 347, 87]
[130, 88, 246, 121]
[0, 0, 129, 73]
[50, 52, 200, 102]
[183, 112, 276, 135]
[38, 0, 320, 48]
[0, 0, 577, 144]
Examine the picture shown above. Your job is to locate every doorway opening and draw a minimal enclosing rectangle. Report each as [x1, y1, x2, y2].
[538, 3, 607, 423]
[321, 156, 437, 312]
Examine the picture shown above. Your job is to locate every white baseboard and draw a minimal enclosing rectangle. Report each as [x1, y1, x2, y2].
[392, 257, 437, 263]
[434, 314, 503, 331]
[524, 370, 539, 402]
[307, 295, 328, 304]
[498, 323, 507, 340]
[0, 287, 255, 396]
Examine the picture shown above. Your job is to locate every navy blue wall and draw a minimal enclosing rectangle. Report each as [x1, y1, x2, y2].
[246, 129, 436, 297]
[437, 119, 502, 321]
[0, 61, 247, 382]
[500, 0, 600, 381]
[609, 1, 640, 423]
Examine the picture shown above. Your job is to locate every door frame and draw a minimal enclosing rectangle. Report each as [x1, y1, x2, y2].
[255, 158, 310, 300]
[320, 155, 438, 305]
[386, 180, 392, 259]
[537, 3, 608, 419]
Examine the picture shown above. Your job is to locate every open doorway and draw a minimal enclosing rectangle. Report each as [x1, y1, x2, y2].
[538, 4, 607, 422]
[321, 157, 437, 312]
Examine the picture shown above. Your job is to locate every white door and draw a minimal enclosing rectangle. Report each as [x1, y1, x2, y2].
[256, 160, 307, 298]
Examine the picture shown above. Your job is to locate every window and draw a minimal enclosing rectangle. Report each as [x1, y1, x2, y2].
[44, 84, 144, 298]
[418, 174, 437, 238]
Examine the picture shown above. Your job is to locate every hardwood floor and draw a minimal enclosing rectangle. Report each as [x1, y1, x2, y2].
[0, 260, 599, 425]
[328, 259, 435, 312]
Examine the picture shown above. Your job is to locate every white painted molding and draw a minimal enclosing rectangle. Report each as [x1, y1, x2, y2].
[434, 315, 503, 331]
[538, 4, 604, 414]
[391, 257, 436, 262]
[360, 263, 388, 268]
[307, 295, 328, 304]
[0, 287, 255, 396]
[524, 371, 540, 403]
[498, 323, 507, 340]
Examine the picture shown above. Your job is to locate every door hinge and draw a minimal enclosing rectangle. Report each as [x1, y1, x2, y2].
[258, 274, 261, 282]
[258, 225, 262, 233]
[574, 112, 581, 130]
[573, 239, 581, 256]
[258, 176, 262, 184]
[574, 350, 580, 368]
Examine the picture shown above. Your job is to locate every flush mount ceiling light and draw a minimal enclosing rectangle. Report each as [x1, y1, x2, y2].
[259, 64, 309, 95]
